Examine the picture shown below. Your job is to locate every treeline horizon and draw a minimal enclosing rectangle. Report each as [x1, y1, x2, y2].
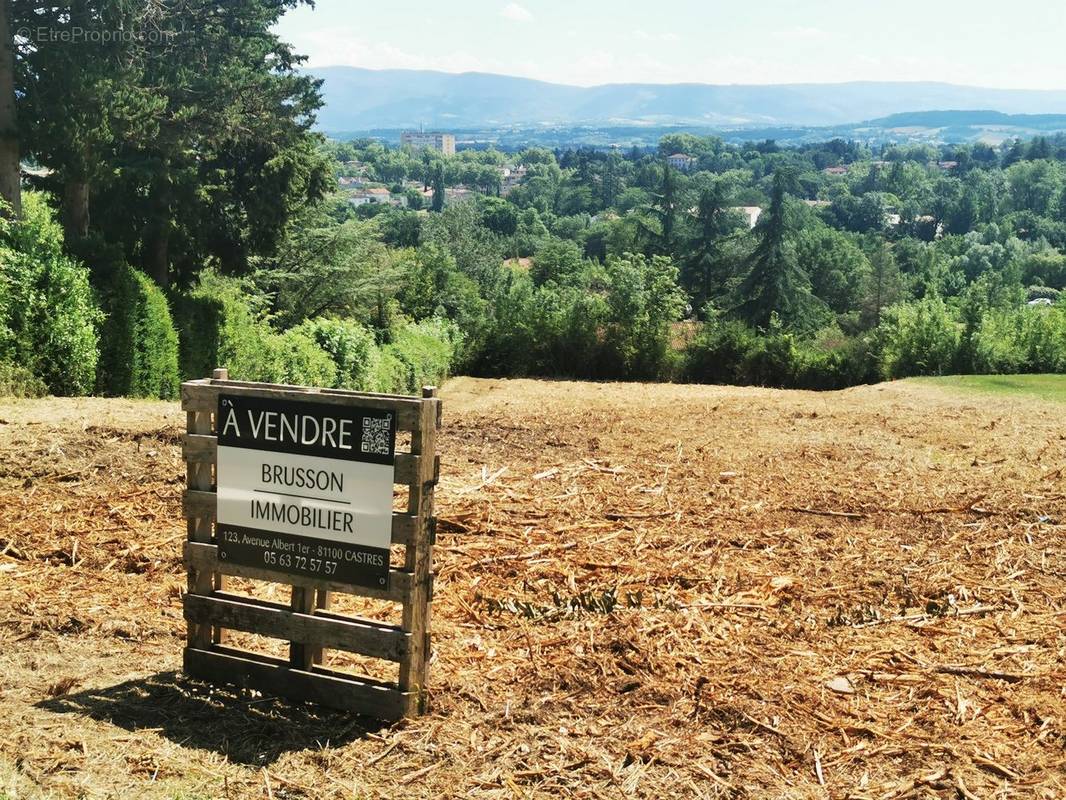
[317, 131, 1066, 387]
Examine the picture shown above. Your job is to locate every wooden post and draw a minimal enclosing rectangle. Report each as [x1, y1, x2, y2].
[398, 386, 438, 714]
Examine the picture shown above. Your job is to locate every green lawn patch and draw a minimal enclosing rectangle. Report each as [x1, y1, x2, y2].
[908, 374, 1066, 403]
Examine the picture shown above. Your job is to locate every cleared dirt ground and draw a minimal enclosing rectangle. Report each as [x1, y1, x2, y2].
[0, 378, 1063, 799]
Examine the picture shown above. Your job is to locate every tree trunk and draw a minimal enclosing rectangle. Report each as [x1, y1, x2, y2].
[145, 225, 170, 288]
[0, 0, 20, 218]
[62, 180, 90, 240]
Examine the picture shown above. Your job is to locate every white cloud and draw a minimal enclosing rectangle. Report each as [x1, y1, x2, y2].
[297, 30, 493, 74]
[500, 3, 533, 22]
[632, 29, 681, 42]
[770, 27, 831, 42]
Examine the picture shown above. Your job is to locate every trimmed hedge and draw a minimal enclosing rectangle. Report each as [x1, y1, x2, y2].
[96, 264, 180, 399]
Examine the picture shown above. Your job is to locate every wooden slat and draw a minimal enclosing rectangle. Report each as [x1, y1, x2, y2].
[181, 380, 422, 431]
[183, 646, 407, 721]
[190, 376, 421, 403]
[184, 541, 411, 603]
[183, 593, 408, 661]
[182, 490, 419, 547]
[185, 597, 405, 665]
[182, 434, 425, 486]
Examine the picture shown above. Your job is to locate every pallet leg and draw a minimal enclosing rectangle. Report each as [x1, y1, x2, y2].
[289, 585, 318, 669]
[398, 387, 438, 715]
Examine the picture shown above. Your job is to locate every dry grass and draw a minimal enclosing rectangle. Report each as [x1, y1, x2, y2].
[0, 377, 1063, 799]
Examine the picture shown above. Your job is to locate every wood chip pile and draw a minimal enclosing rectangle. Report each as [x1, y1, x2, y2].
[0, 378, 1062, 799]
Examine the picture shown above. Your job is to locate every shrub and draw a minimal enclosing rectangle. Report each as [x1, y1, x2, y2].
[293, 317, 379, 390]
[0, 360, 47, 397]
[879, 296, 960, 379]
[270, 329, 338, 387]
[737, 332, 800, 386]
[367, 349, 410, 394]
[600, 253, 685, 380]
[792, 335, 881, 390]
[383, 317, 460, 393]
[684, 318, 757, 384]
[96, 264, 180, 399]
[1027, 285, 1060, 302]
[0, 193, 101, 395]
[175, 270, 335, 386]
[972, 305, 1066, 373]
[525, 283, 605, 376]
[684, 317, 882, 390]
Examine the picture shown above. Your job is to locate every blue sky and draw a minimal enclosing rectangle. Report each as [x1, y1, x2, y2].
[276, 0, 1066, 89]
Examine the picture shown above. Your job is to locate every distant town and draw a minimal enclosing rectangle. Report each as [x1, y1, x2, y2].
[339, 130, 527, 209]
[335, 131, 957, 239]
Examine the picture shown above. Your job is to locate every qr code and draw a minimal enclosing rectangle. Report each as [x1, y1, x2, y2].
[361, 416, 392, 455]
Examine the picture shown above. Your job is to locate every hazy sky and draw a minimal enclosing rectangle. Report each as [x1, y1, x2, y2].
[276, 1, 1066, 90]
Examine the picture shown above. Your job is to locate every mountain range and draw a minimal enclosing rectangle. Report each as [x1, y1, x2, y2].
[309, 67, 1066, 132]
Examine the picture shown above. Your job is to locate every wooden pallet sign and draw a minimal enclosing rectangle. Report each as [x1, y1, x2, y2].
[180, 369, 440, 720]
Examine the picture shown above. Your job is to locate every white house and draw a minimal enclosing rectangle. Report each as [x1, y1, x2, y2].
[349, 187, 393, 206]
[666, 153, 696, 171]
[732, 206, 763, 229]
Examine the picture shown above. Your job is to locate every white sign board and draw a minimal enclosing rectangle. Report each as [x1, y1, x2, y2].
[214, 393, 396, 588]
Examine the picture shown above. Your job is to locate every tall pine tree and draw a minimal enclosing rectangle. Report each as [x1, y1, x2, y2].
[735, 170, 823, 331]
[683, 183, 732, 310]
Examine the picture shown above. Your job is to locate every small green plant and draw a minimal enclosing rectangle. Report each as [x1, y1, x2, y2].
[0, 360, 47, 397]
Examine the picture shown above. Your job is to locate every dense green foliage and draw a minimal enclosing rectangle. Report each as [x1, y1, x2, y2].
[96, 264, 180, 398]
[174, 270, 457, 393]
[308, 132, 1066, 388]
[293, 317, 379, 390]
[175, 270, 336, 387]
[12, 0, 329, 287]
[381, 317, 461, 393]
[0, 194, 100, 395]
[3, 8, 1064, 397]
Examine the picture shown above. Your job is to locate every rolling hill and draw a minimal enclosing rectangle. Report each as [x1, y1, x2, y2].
[309, 67, 1066, 132]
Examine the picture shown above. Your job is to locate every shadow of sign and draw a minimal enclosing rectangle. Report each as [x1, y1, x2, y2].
[36, 670, 382, 766]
